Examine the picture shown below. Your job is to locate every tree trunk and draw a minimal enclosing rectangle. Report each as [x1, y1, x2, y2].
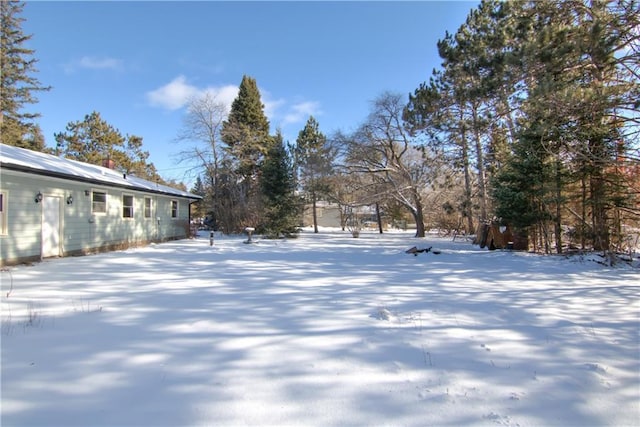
[414, 209, 426, 238]
[413, 188, 426, 238]
[472, 104, 488, 221]
[591, 173, 609, 251]
[375, 202, 383, 234]
[499, 90, 517, 145]
[312, 190, 319, 233]
[554, 159, 563, 254]
[581, 175, 587, 250]
[554, 205, 563, 254]
[461, 123, 474, 234]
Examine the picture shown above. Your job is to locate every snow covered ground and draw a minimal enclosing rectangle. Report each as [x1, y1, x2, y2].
[1, 228, 638, 426]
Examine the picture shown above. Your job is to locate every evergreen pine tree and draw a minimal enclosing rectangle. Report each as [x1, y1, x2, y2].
[221, 75, 270, 178]
[0, 0, 50, 149]
[220, 75, 272, 232]
[492, 122, 555, 252]
[295, 116, 331, 233]
[261, 131, 300, 238]
[54, 111, 163, 183]
[190, 176, 207, 221]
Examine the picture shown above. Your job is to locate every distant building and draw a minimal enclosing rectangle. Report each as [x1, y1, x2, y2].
[302, 201, 390, 230]
[0, 143, 201, 266]
[302, 201, 343, 228]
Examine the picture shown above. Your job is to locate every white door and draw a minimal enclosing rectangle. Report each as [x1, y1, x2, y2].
[42, 196, 61, 258]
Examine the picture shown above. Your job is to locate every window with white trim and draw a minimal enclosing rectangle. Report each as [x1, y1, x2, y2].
[92, 191, 107, 213]
[144, 197, 152, 218]
[0, 192, 7, 235]
[170, 200, 178, 218]
[122, 194, 134, 218]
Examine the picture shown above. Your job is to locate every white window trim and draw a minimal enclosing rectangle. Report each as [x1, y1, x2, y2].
[122, 193, 134, 219]
[170, 199, 179, 219]
[92, 190, 108, 215]
[144, 197, 153, 219]
[0, 191, 7, 236]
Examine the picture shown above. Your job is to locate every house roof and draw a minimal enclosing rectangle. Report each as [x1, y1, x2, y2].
[0, 143, 201, 200]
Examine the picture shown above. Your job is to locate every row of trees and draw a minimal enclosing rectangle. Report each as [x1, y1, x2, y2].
[4, 0, 639, 251]
[180, 83, 452, 239]
[178, 76, 300, 236]
[402, 0, 639, 253]
[293, 0, 639, 252]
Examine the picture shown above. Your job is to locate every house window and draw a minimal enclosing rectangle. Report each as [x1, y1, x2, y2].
[123, 194, 134, 218]
[0, 192, 7, 235]
[144, 197, 152, 218]
[92, 191, 107, 213]
[171, 200, 178, 218]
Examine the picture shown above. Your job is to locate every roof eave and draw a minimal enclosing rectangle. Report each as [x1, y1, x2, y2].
[0, 161, 202, 201]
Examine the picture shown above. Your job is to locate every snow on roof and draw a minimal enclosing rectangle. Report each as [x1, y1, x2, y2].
[0, 143, 201, 200]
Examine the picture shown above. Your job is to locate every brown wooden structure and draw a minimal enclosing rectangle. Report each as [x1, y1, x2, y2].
[475, 222, 528, 251]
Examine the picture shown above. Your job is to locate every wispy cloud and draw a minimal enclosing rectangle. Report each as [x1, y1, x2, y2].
[201, 85, 240, 114]
[146, 76, 240, 112]
[64, 55, 124, 73]
[147, 76, 321, 129]
[282, 101, 322, 125]
[261, 89, 286, 124]
[146, 75, 200, 110]
[260, 88, 322, 128]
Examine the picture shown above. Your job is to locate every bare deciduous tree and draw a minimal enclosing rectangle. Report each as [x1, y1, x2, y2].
[174, 92, 228, 229]
[343, 92, 441, 237]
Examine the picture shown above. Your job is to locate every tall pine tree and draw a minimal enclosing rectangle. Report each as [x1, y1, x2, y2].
[54, 111, 163, 183]
[295, 116, 332, 233]
[261, 131, 300, 238]
[221, 75, 270, 178]
[220, 75, 271, 232]
[190, 175, 207, 222]
[0, 0, 50, 149]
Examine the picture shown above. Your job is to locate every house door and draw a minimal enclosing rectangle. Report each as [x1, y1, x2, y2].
[42, 196, 61, 258]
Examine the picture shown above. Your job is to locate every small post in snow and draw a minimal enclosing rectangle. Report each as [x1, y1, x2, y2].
[210, 230, 214, 246]
[244, 227, 255, 244]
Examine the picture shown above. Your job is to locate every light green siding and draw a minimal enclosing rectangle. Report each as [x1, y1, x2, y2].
[0, 169, 197, 266]
[0, 170, 47, 264]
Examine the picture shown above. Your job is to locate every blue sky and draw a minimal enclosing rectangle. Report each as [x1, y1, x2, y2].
[22, 1, 478, 185]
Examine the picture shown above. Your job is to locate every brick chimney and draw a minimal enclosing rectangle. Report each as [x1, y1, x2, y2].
[102, 158, 115, 169]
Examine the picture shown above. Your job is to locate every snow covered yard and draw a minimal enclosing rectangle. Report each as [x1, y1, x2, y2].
[1, 228, 638, 426]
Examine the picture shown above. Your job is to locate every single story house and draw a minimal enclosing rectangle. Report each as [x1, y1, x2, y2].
[0, 143, 202, 266]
